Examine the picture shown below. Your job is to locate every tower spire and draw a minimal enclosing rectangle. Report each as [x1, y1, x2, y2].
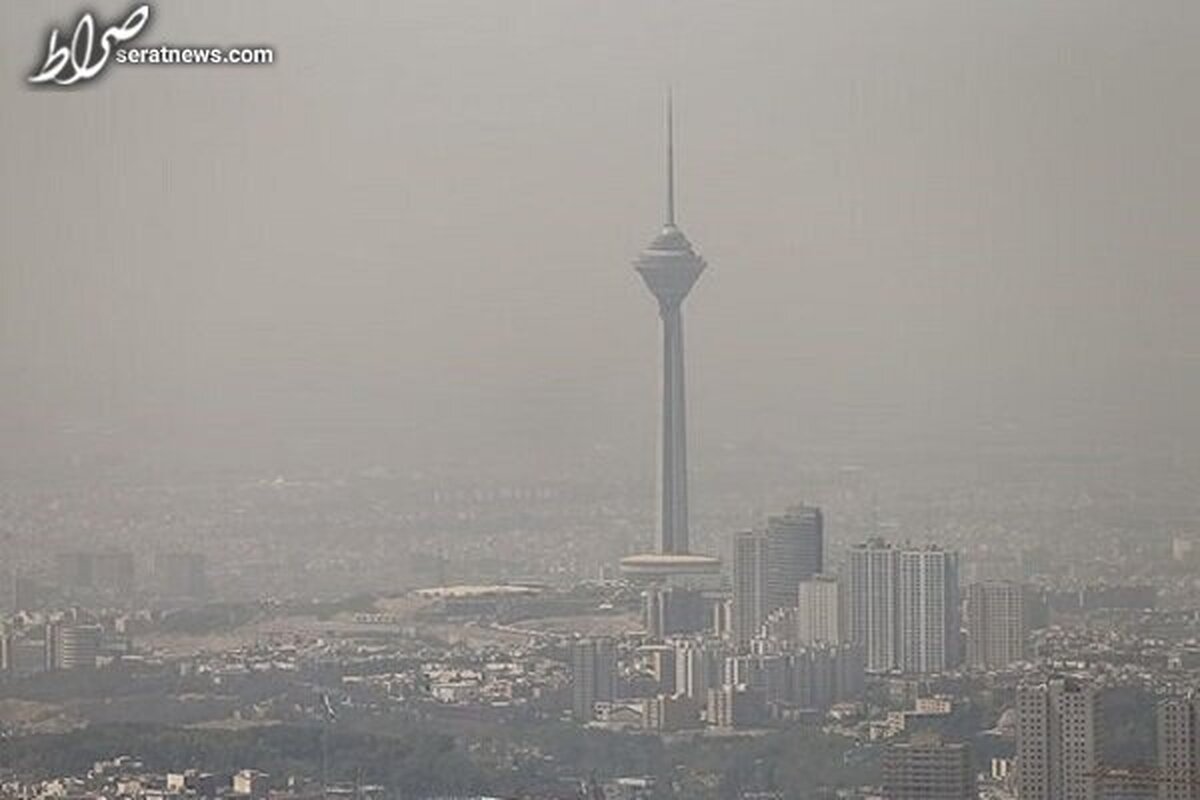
[666, 88, 675, 227]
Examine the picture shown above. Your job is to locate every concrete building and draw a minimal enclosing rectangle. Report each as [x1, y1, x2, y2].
[643, 586, 709, 639]
[760, 606, 799, 650]
[847, 540, 961, 674]
[1017, 677, 1099, 800]
[48, 623, 101, 670]
[232, 770, 270, 798]
[882, 734, 976, 800]
[765, 505, 823, 614]
[673, 638, 724, 700]
[167, 771, 219, 797]
[966, 581, 1026, 670]
[55, 551, 135, 597]
[706, 684, 766, 728]
[643, 693, 701, 731]
[732, 530, 769, 648]
[637, 644, 676, 695]
[93, 552, 135, 594]
[897, 547, 961, 673]
[797, 574, 841, 645]
[719, 643, 863, 716]
[847, 539, 899, 672]
[1158, 694, 1200, 800]
[572, 637, 617, 722]
[1, 631, 49, 676]
[154, 552, 209, 598]
[1093, 768, 1161, 799]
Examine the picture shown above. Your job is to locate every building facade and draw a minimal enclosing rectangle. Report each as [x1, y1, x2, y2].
[897, 547, 961, 673]
[847, 540, 899, 672]
[572, 637, 617, 722]
[732, 530, 769, 648]
[797, 574, 841, 645]
[882, 735, 976, 800]
[1017, 678, 1099, 800]
[965, 581, 1026, 670]
[765, 505, 823, 614]
[1158, 694, 1200, 800]
[847, 540, 961, 674]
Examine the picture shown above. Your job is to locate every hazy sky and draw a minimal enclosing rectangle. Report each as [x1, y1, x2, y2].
[2, 1, 1198, 476]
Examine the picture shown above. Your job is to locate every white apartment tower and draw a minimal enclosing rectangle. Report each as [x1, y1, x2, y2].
[847, 540, 961, 674]
[847, 539, 899, 672]
[732, 530, 769, 648]
[897, 547, 961, 674]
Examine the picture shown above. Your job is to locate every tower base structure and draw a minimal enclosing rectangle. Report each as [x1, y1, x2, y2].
[618, 552, 722, 589]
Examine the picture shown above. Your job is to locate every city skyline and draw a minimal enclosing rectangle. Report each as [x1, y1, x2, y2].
[3, 3, 1198, 799]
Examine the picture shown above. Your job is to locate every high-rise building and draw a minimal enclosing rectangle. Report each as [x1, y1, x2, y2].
[797, 574, 841, 645]
[732, 530, 769, 647]
[1094, 768, 1159, 799]
[673, 638, 725, 700]
[719, 643, 864, 715]
[966, 581, 1026, 670]
[643, 692, 701, 731]
[847, 540, 961, 674]
[55, 552, 94, 590]
[897, 547, 961, 673]
[1158, 694, 1200, 800]
[638, 645, 676, 695]
[765, 505, 823, 613]
[56, 551, 135, 597]
[706, 684, 766, 729]
[643, 586, 709, 638]
[847, 539, 899, 672]
[93, 551, 135, 595]
[760, 606, 799, 650]
[882, 734, 977, 800]
[571, 638, 616, 722]
[792, 643, 865, 712]
[154, 552, 209, 599]
[1016, 678, 1099, 800]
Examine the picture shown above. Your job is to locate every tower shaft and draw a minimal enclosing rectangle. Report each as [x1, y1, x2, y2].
[659, 302, 689, 553]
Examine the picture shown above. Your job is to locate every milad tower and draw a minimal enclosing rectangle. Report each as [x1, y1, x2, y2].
[619, 98, 721, 585]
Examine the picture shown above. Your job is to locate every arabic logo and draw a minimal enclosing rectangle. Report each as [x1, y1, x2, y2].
[29, 4, 150, 86]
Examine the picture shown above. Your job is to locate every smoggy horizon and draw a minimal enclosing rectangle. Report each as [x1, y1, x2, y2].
[3, 1, 1199, 481]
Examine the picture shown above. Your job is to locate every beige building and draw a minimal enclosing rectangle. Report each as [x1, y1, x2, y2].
[966, 581, 1026, 670]
[1017, 678, 1098, 800]
[797, 574, 841, 645]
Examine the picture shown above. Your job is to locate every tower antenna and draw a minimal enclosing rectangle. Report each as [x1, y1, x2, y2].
[666, 88, 675, 226]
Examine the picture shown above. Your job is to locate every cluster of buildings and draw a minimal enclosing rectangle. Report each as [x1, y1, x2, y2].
[869, 676, 1200, 800]
[11, 551, 211, 613]
[570, 633, 863, 731]
[50, 551, 209, 602]
[4, 108, 1200, 800]
[0, 757, 334, 800]
[1006, 679, 1200, 800]
[0, 611, 121, 675]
